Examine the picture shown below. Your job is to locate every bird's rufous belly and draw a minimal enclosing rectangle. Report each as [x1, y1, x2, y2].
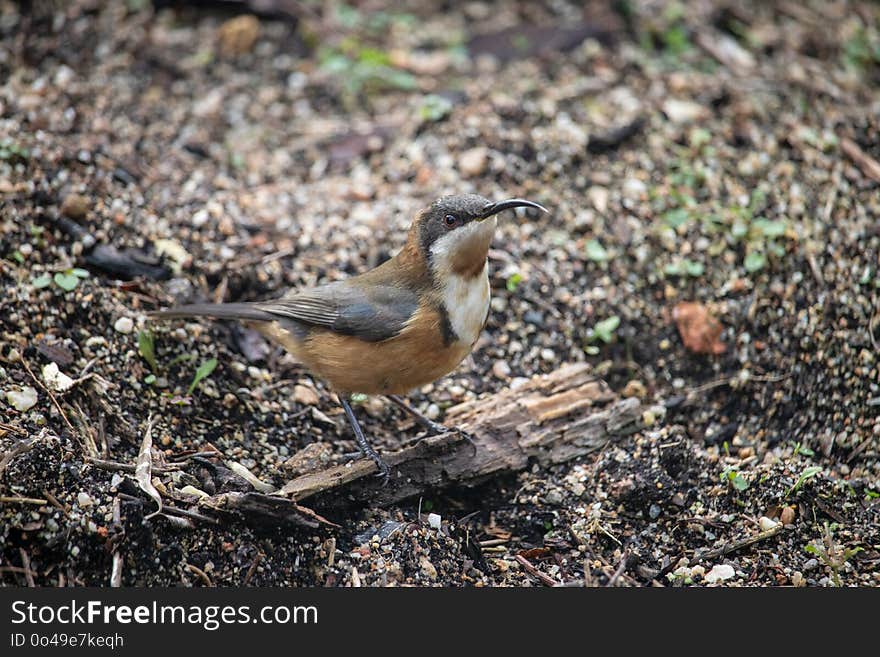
[255, 310, 474, 395]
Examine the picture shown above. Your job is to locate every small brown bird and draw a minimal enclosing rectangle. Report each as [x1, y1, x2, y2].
[152, 195, 547, 479]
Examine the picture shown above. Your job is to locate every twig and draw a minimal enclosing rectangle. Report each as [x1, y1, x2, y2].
[85, 456, 181, 474]
[185, 563, 214, 587]
[242, 552, 262, 586]
[606, 552, 629, 587]
[41, 489, 68, 516]
[515, 554, 557, 587]
[841, 137, 880, 183]
[692, 524, 784, 564]
[19, 548, 35, 587]
[110, 498, 123, 588]
[230, 246, 297, 270]
[0, 566, 40, 578]
[0, 495, 48, 505]
[869, 309, 878, 353]
[0, 421, 27, 435]
[806, 254, 824, 286]
[20, 355, 74, 432]
[162, 504, 220, 525]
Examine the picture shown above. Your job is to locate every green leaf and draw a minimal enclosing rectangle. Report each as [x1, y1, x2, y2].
[722, 468, 749, 491]
[71, 268, 90, 278]
[10, 250, 24, 264]
[585, 239, 609, 262]
[506, 272, 523, 292]
[144, 374, 157, 385]
[593, 315, 620, 344]
[32, 273, 52, 288]
[689, 127, 711, 148]
[585, 345, 600, 355]
[137, 330, 158, 374]
[419, 94, 453, 122]
[357, 47, 392, 66]
[350, 392, 368, 404]
[744, 251, 766, 273]
[684, 259, 704, 277]
[664, 261, 683, 276]
[752, 218, 787, 238]
[730, 219, 748, 240]
[663, 208, 689, 229]
[665, 259, 703, 277]
[731, 474, 749, 491]
[53, 272, 80, 291]
[187, 358, 218, 396]
[787, 466, 822, 497]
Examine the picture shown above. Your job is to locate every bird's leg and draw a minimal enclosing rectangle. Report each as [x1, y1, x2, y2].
[387, 395, 447, 434]
[340, 398, 390, 482]
[386, 395, 477, 453]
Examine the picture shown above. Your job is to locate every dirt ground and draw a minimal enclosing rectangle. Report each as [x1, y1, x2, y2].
[1, 0, 879, 587]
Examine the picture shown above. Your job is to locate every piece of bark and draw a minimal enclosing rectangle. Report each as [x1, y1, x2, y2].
[279, 363, 642, 506]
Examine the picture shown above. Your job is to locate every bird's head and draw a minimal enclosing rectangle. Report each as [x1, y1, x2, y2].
[414, 194, 547, 279]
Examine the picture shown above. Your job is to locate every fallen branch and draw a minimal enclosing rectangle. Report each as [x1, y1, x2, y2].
[280, 363, 642, 506]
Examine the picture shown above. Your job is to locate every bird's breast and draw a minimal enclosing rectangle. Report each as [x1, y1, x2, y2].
[440, 261, 490, 348]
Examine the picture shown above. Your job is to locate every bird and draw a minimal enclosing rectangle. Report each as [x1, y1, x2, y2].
[151, 194, 547, 480]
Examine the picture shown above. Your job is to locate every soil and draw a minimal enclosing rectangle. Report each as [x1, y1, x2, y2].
[1, 0, 878, 587]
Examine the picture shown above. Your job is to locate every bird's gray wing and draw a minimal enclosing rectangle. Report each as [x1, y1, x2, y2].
[255, 281, 420, 342]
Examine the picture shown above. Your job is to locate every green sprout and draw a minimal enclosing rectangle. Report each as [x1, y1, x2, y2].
[187, 358, 218, 396]
[585, 316, 621, 354]
[786, 466, 822, 498]
[721, 467, 749, 491]
[804, 522, 863, 587]
[506, 272, 523, 292]
[137, 330, 158, 375]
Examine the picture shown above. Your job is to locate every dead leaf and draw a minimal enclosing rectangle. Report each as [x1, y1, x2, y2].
[673, 302, 726, 355]
[517, 547, 552, 561]
[135, 415, 162, 519]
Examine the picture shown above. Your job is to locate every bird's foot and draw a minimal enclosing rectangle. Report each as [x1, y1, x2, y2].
[371, 453, 391, 485]
[340, 450, 391, 484]
[420, 422, 477, 456]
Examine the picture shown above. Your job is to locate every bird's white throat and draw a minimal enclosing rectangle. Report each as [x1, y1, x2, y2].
[430, 219, 495, 346]
[440, 262, 490, 346]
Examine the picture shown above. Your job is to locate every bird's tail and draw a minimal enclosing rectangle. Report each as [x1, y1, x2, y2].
[149, 302, 275, 322]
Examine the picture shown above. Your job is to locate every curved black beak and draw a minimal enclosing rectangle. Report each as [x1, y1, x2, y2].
[479, 198, 548, 219]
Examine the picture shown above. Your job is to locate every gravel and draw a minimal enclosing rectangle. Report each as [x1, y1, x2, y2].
[0, 0, 878, 587]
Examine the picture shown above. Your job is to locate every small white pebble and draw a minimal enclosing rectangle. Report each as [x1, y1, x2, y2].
[704, 563, 736, 584]
[114, 316, 134, 334]
[76, 492, 93, 507]
[492, 359, 511, 379]
[6, 386, 38, 411]
[427, 513, 442, 530]
[758, 516, 778, 532]
[425, 403, 440, 420]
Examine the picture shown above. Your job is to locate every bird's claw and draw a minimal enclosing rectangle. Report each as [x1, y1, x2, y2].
[456, 428, 478, 456]
[372, 456, 391, 485]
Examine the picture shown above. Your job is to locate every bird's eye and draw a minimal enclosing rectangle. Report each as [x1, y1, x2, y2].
[444, 214, 459, 228]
